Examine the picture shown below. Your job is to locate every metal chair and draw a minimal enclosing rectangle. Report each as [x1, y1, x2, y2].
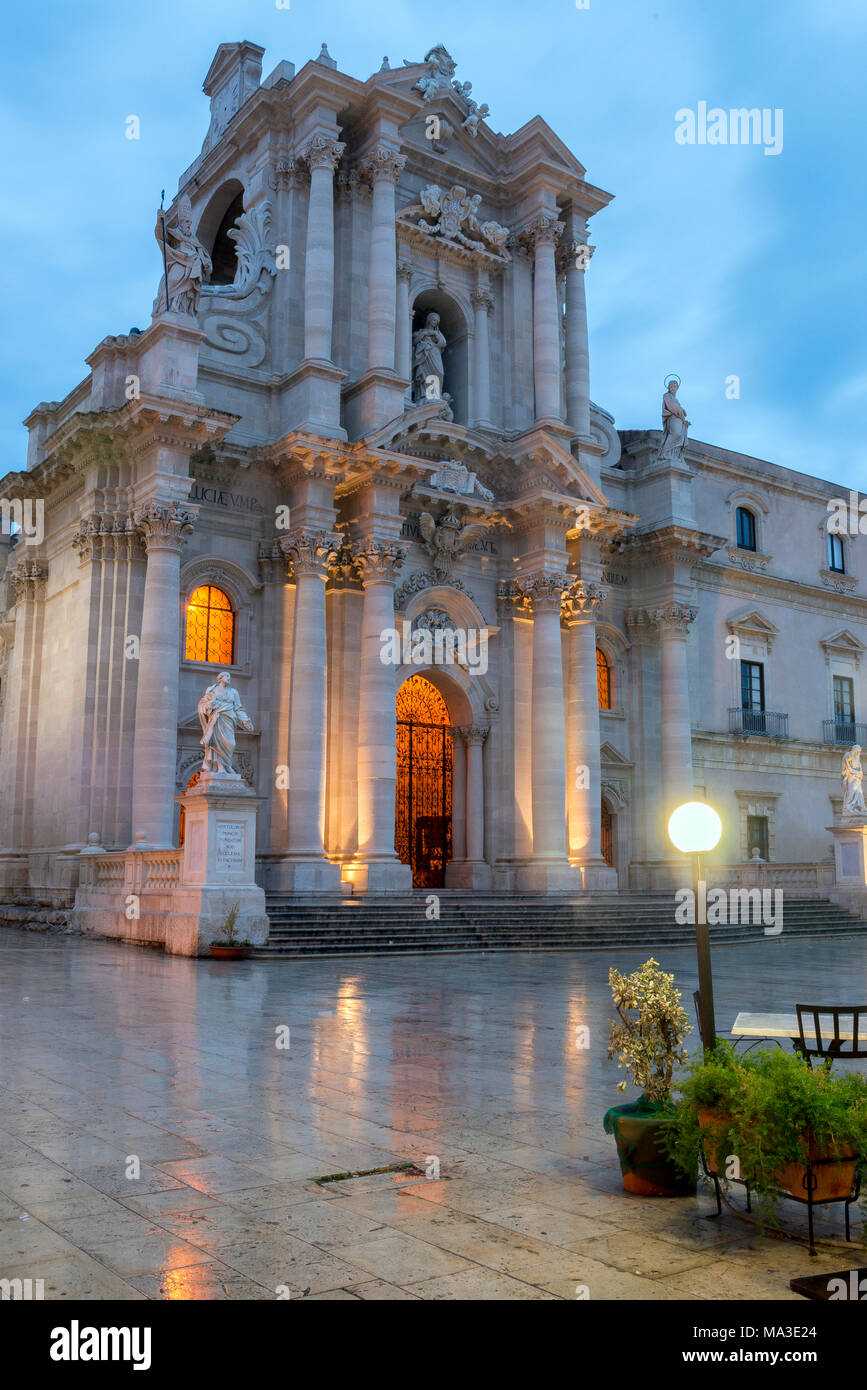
[794, 1005, 867, 1069]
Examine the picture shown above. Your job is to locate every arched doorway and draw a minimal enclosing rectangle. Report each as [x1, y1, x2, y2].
[395, 675, 453, 888]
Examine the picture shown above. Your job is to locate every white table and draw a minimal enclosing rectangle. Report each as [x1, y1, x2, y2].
[732, 1011, 867, 1043]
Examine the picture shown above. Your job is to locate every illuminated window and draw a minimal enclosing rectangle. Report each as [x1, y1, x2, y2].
[185, 585, 235, 664]
[597, 648, 613, 710]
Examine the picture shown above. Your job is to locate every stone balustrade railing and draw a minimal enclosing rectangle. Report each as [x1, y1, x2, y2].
[78, 849, 182, 893]
[707, 862, 836, 898]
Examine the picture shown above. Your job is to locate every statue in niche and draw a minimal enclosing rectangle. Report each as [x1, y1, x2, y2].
[413, 311, 447, 403]
[841, 744, 867, 819]
[154, 194, 212, 316]
[656, 377, 691, 462]
[197, 672, 253, 777]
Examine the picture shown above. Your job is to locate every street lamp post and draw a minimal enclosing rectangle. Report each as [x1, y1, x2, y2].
[668, 801, 723, 1055]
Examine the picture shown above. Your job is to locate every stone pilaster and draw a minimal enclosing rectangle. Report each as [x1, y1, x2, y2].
[652, 602, 698, 819]
[272, 530, 342, 891]
[257, 539, 295, 857]
[562, 579, 616, 888]
[130, 501, 195, 848]
[396, 259, 413, 390]
[345, 539, 412, 893]
[563, 237, 593, 440]
[471, 287, 494, 429]
[0, 560, 47, 874]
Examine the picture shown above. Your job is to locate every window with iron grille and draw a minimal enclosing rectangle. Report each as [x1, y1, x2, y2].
[185, 585, 235, 665]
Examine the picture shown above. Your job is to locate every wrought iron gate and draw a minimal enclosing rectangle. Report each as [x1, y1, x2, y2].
[395, 676, 453, 889]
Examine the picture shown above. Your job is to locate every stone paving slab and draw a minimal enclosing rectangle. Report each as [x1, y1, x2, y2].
[1, 927, 865, 1300]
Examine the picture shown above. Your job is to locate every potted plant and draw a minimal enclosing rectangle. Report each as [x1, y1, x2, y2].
[603, 958, 696, 1196]
[668, 1043, 867, 1233]
[209, 903, 254, 960]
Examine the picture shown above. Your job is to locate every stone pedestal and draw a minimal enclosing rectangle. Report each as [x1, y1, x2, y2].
[828, 820, 867, 919]
[167, 772, 268, 956]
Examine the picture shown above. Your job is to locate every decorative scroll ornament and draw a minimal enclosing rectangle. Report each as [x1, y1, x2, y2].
[201, 203, 277, 304]
[418, 510, 491, 582]
[398, 184, 510, 259]
[394, 571, 476, 608]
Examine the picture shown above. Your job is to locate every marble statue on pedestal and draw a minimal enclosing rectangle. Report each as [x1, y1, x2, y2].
[198, 672, 253, 776]
[656, 378, 690, 462]
[841, 744, 867, 818]
[154, 195, 213, 316]
[413, 311, 447, 402]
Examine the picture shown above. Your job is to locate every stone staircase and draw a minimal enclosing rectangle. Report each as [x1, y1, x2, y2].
[256, 891, 865, 959]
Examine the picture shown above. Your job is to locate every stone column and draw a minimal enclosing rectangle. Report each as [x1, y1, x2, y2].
[364, 147, 406, 371]
[257, 540, 295, 858]
[131, 501, 195, 848]
[563, 580, 616, 888]
[518, 572, 579, 891]
[275, 530, 342, 891]
[564, 238, 593, 439]
[464, 727, 488, 863]
[471, 288, 494, 428]
[448, 729, 467, 864]
[529, 215, 564, 424]
[302, 135, 345, 362]
[347, 540, 413, 893]
[396, 259, 413, 388]
[654, 603, 698, 819]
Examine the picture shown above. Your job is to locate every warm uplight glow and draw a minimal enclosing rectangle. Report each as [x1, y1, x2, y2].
[668, 801, 722, 854]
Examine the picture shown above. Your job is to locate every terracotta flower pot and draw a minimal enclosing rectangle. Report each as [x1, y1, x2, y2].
[698, 1110, 857, 1201]
[209, 944, 254, 960]
[604, 1098, 696, 1197]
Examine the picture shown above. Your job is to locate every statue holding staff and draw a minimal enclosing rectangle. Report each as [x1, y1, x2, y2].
[198, 672, 253, 777]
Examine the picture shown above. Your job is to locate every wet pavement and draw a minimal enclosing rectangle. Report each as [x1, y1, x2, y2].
[1, 926, 865, 1300]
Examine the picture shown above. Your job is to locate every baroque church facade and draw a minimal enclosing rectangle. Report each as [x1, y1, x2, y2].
[0, 40, 862, 933]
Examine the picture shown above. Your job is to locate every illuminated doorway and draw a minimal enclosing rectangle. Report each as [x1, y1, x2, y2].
[601, 804, 614, 868]
[395, 675, 453, 888]
[177, 771, 201, 847]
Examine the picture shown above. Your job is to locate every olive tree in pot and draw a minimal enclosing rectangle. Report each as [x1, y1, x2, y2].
[604, 958, 696, 1196]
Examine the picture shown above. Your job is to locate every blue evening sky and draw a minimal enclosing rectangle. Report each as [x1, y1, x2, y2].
[1, 0, 865, 485]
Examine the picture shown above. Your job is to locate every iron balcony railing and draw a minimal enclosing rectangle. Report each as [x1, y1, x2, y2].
[822, 719, 867, 746]
[729, 707, 789, 738]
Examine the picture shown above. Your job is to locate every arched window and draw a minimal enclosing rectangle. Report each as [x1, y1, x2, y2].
[209, 192, 244, 285]
[597, 648, 613, 710]
[185, 585, 235, 664]
[735, 506, 757, 552]
[828, 532, 846, 574]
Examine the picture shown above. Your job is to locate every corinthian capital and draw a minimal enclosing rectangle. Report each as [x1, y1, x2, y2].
[562, 579, 607, 622]
[361, 145, 406, 184]
[652, 602, 698, 633]
[135, 501, 196, 553]
[280, 530, 341, 578]
[517, 570, 570, 614]
[301, 135, 346, 174]
[525, 214, 565, 252]
[353, 539, 406, 586]
[9, 559, 47, 604]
